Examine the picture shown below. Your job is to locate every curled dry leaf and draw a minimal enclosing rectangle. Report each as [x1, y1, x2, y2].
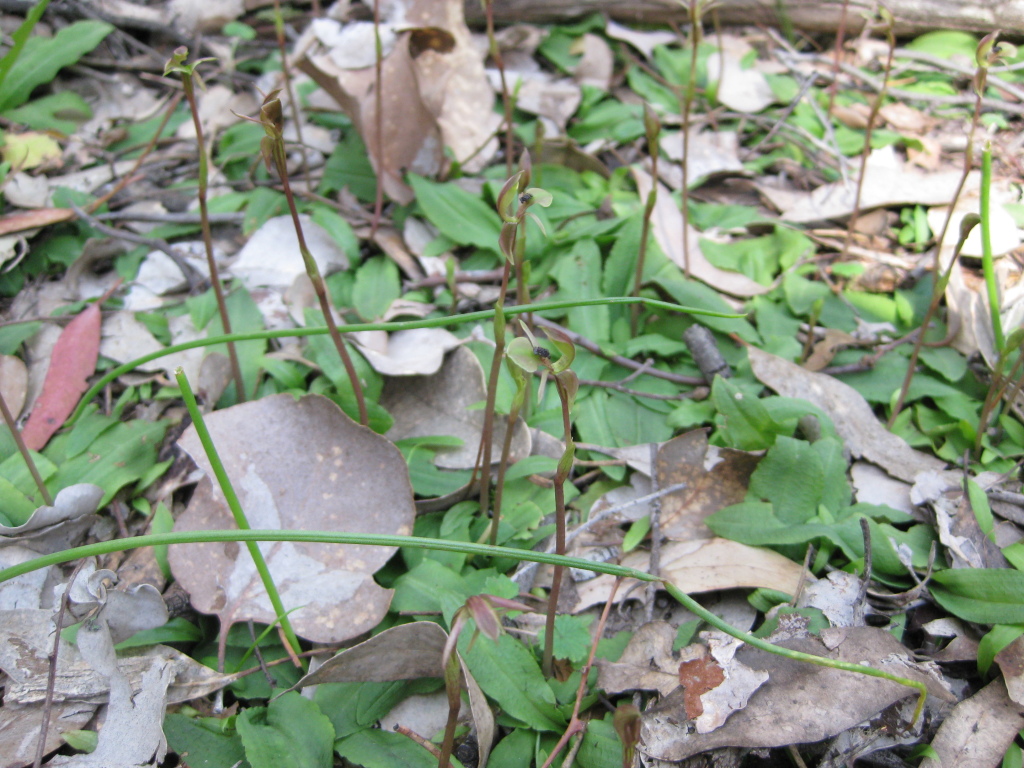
[381, 346, 530, 470]
[292, 621, 494, 767]
[48, 616, 171, 768]
[574, 538, 806, 612]
[0, 609, 238, 706]
[0, 483, 104, 537]
[747, 346, 946, 483]
[351, 327, 462, 376]
[634, 168, 768, 298]
[170, 394, 415, 643]
[760, 147, 978, 224]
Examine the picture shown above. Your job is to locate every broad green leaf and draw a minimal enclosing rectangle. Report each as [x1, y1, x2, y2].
[931, 569, 1024, 624]
[488, 729, 534, 768]
[320, 132, 376, 201]
[576, 717, 622, 768]
[208, 287, 266, 406]
[352, 255, 399, 320]
[905, 30, 979, 59]
[459, 633, 566, 732]
[241, 187, 286, 235]
[237, 693, 334, 768]
[748, 437, 824, 523]
[711, 377, 778, 451]
[390, 558, 468, 616]
[115, 617, 201, 650]
[408, 174, 502, 251]
[3, 91, 91, 133]
[164, 713, 247, 768]
[550, 239, 610, 343]
[0, 0, 50, 91]
[310, 205, 360, 265]
[919, 345, 968, 382]
[537, 614, 594, 664]
[315, 679, 441, 739]
[977, 624, 1024, 676]
[0, 20, 113, 112]
[46, 419, 166, 506]
[336, 728, 462, 768]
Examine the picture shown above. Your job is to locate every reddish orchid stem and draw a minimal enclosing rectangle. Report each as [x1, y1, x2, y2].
[540, 579, 621, 768]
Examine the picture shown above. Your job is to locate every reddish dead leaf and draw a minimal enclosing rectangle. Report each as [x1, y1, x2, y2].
[678, 650, 725, 719]
[0, 207, 73, 237]
[21, 281, 121, 451]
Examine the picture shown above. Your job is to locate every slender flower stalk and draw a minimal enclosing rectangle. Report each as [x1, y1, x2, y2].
[165, 48, 246, 403]
[248, 92, 369, 425]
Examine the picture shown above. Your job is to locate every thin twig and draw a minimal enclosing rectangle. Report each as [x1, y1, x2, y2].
[644, 443, 662, 623]
[68, 203, 204, 290]
[34, 561, 87, 768]
[533, 317, 704, 387]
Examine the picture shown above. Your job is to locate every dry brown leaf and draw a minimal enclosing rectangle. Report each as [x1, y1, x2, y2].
[292, 621, 494, 767]
[0, 207, 73, 236]
[919, 679, 1024, 768]
[759, 147, 979, 224]
[748, 346, 946, 482]
[634, 168, 767, 298]
[574, 538, 806, 612]
[803, 328, 858, 372]
[597, 622, 680, 697]
[381, 346, 530, 469]
[677, 649, 725, 719]
[170, 394, 414, 643]
[995, 635, 1024, 707]
[297, 0, 498, 203]
[0, 354, 27, 419]
[0, 609, 238, 706]
[230, 215, 349, 290]
[351, 327, 462, 376]
[707, 35, 774, 114]
[642, 626, 952, 761]
[656, 429, 760, 542]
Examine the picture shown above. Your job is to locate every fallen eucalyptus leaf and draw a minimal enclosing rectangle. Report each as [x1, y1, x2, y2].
[748, 346, 946, 483]
[382, 346, 530, 470]
[919, 679, 1024, 768]
[641, 626, 952, 761]
[170, 394, 415, 643]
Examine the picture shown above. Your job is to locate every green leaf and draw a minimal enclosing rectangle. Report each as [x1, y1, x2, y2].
[0, 0, 50, 92]
[208, 287, 267, 406]
[352, 256, 399, 320]
[748, 437, 823, 523]
[3, 91, 91, 133]
[550, 240, 609, 342]
[711, 377, 777, 451]
[335, 728, 461, 768]
[316, 679, 441, 739]
[45, 419, 166, 506]
[930, 569, 1024, 624]
[0, 20, 113, 112]
[164, 713, 248, 768]
[459, 633, 566, 732]
[977, 624, 1024, 676]
[488, 729, 534, 768]
[236, 692, 334, 768]
[537, 614, 594, 664]
[319, 132, 376, 201]
[409, 174, 502, 251]
[576, 717, 622, 768]
[115, 617, 200, 649]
